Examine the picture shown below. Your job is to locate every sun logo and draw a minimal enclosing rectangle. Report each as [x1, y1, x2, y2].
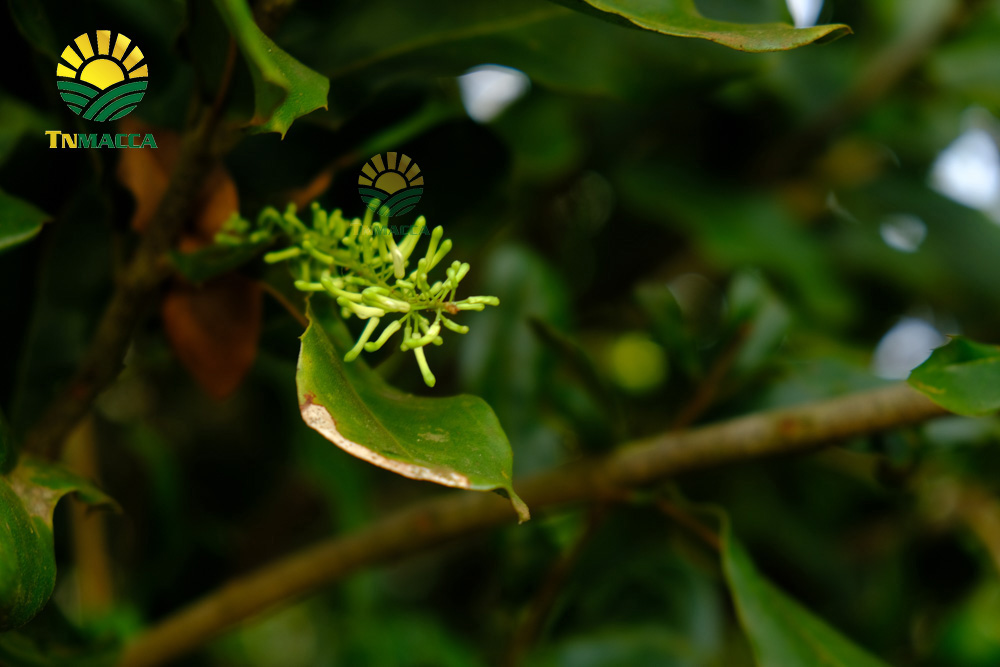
[56, 31, 148, 122]
[358, 153, 424, 217]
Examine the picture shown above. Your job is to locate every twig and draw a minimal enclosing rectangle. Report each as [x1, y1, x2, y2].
[23, 114, 221, 459]
[504, 506, 606, 666]
[670, 322, 751, 431]
[259, 280, 308, 328]
[500, 316, 748, 659]
[23, 33, 246, 460]
[208, 39, 239, 125]
[118, 383, 948, 667]
[24, 32, 241, 460]
[656, 500, 721, 552]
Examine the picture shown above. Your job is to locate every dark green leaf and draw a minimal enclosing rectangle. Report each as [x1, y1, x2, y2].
[0, 189, 49, 255]
[0, 604, 120, 667]
[212, 0, 330, 137]
[725, 271, 792, 379]
[636, 283, 703, 381]
[552, 0, 851, 52]
[908, 337, 1000, 416]
[831, 179, 1000, 330]
[617, 165, 851, 325]
[528, 316, 623, 442]
[526, 626, 701, 666]
[283, 0, 754, 118]
[303, 0, 568, 82]
[0, 95, 51, 168]
[297, 301, 528, 522]
[0, 458, 116, 630]
[0, 407, 12, 472]
[930, 580, 1000, 666]
[458, 245, 572, 473]
[8, 0, 60, 59]
[721, 517, 890, 667]
[0, 632, 118, 667]
[6, 182, 111, 433]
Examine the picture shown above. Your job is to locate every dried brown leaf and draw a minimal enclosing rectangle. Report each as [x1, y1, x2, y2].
[162, 274, 262, 399]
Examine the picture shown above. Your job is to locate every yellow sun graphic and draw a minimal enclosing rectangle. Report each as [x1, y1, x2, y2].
[358, 153, 424, 217]
[56, 31, 148, 122]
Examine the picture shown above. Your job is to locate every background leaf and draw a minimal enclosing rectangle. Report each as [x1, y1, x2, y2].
[720, 516, 891, 667]
[7, 0, 59, 59]
[458, 245, 573, 472]
[2, 0, 998, 663]
[212, 0, 330, 137]
[0, 458, 116, 630]
[552, 0, 851, 52]
[161, 274, 262, 400]
[616, 165, 851, 325]
[297, 301, 528, 522]
[0, 407, 12, 473]
[0, 603, 120, 667]
[0, 189, 48, 254]
[908, 337, 1000, 416]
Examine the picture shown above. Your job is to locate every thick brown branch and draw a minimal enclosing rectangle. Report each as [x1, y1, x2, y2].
[119, 383, 947, 667]
[24, 114, 221, 459]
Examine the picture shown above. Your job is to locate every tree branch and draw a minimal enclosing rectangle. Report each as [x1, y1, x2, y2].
[24, 112, 223, 459]
[118, 383, 948, 667]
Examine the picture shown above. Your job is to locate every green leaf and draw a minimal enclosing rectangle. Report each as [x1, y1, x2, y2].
[553, 0, 851, 52]
[528, 316, 624, 444]
[212, 0, 330, 137]
[286, 0, 756, 117]
[0, 458, 117, 630]
[0, 604, 121, 667]
[458, 245, 572, 472]
[617, 164, 851, 325]
[725, 271, 792, 380]
[526, 626, 702, 666]
[908, 337, 1000, 416]
[636, 283, 703, 381]
[296, 300, 529, 522]
[0, 94, 51, 168]
[720, 517, 890, 667]
[0, 407, 12, 473]
[8, 0, 60, 60]
[303, 0, 568, 82]
[0, 189, 49, 255]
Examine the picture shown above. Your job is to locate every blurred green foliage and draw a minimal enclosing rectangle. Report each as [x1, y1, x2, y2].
[2, 0, 1000, 664]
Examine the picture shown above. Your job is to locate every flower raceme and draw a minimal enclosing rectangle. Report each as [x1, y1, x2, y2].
[217, 203, 499, 387]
